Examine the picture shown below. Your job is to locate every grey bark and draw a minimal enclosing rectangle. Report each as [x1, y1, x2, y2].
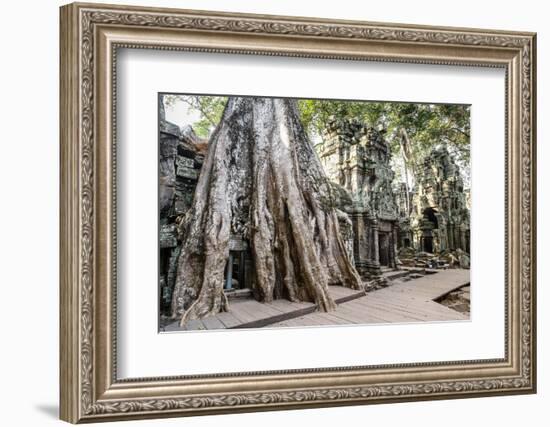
[171, 97, 362, 325]
[399, 128, 414, 216]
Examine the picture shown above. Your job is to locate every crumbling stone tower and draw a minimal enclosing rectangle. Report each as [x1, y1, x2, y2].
[403, 143, 470, 254]
[316, 116, 400, 278]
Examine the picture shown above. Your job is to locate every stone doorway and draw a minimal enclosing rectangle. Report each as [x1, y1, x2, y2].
[224, 250, 246, 290]
[422, 236, 434, 253]
[378, 232, 391, 266]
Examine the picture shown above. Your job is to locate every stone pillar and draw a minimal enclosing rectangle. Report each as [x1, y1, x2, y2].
[387, 228, 394, 269]
[393, 224, 399, 269]
[358, 214, 380, 278]
[366, 214, 375, 274]
[460, 227, 467, 252]
[348, 209, 377, 278]
[373, 219, 380, 265]
[448, 223, 455, 250]
[455, 225, 465, 250]
[225, 253, 233, 289]
[356, 213, 368, 263]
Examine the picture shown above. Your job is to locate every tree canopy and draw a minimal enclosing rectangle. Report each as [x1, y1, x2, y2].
[296, 99, 470, 186]
[162, 95, 471, 188]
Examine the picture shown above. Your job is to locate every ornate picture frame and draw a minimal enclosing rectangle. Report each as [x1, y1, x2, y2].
[60, 2, 536, 423]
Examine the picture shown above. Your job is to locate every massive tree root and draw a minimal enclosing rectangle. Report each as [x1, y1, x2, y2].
[171, 97, 362, 325]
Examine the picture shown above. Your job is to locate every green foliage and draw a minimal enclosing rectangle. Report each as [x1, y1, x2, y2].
[297, 99, 469, 155]
[297, 99, 470, 186]
[164, 94, 470, 186]
[297, 99, 387, 134]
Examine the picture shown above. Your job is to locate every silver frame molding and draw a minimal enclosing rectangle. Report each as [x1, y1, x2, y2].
[60, 2, 537, 423]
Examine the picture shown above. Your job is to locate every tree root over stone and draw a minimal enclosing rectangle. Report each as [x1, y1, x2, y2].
[171, 97, 362, 325]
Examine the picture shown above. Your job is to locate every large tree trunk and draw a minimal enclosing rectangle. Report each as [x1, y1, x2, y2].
[171, 97, 362, 325]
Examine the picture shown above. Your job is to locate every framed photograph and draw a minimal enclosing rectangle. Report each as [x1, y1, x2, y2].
[60, 2, 537, 423]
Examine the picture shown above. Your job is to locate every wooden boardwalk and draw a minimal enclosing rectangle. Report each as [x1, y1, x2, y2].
[272, 269, 469, 327]
[162, 269, 469, 332]
[162, 286, 365, 332]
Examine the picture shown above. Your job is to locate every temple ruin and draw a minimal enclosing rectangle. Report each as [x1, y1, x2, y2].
[396, 143, 470, 256]
[159, 100, 471, 321]
[159, 104, 261, 314]
[158, 102, 205, 312]
[315, 116, 400, 279]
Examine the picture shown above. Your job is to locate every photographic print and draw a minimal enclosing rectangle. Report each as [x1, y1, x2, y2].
[159, 94, 471, 332]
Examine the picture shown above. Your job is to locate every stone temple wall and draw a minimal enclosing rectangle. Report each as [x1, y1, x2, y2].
[315, 116, 400, 279]
[159, 101, 205, 313]
[396, 143, 470, 255]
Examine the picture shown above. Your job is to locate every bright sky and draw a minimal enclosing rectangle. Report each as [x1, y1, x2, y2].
[163, 96, 201, 129]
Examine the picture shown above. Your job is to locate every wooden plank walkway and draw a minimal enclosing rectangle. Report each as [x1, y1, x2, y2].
[162, 269, 469, 332]
[162, 286, 366, 332]
[271, 269, 469, 328]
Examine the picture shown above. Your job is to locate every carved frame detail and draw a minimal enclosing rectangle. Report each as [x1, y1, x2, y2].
[60, 2, 536, 423]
